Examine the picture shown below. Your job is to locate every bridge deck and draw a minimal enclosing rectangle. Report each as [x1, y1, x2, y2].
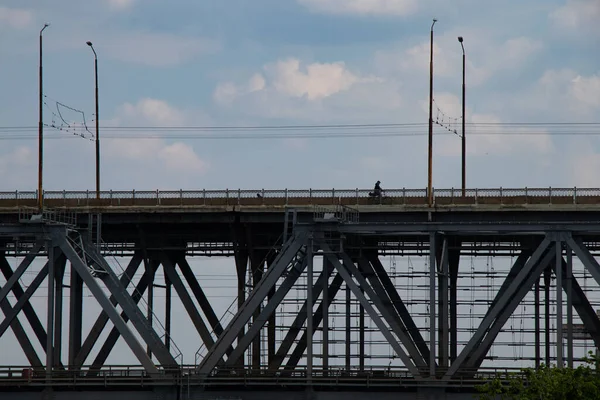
[0, 187, 598, 211]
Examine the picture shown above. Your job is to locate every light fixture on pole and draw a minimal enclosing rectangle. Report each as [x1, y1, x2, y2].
[86, 41, 100, 199]
[458, 36, 466, 196]
[38, 23, 50, 212]
[427, 18, 437, 207]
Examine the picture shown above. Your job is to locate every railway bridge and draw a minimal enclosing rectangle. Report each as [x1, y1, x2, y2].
[1, 187, 600, 400]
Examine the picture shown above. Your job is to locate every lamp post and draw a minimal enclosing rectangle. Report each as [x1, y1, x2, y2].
[427, 18, 437, 207]
[86, 41, 100, 199]
[458, 36, 466, 196]
[38, 23, 49, 212]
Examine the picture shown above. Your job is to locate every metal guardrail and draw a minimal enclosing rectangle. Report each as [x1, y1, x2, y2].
[313, 205, 360, 223]
[17, 207, 77, 225]
[0, 365, 526, 388]
[0, 187, 596, 207]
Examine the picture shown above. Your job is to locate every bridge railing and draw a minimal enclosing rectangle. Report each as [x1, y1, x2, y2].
[0, 364, 527, 388]
[0, 187, 596, 207]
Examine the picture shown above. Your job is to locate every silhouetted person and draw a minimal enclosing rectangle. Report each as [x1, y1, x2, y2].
[369, 181, 382, 197]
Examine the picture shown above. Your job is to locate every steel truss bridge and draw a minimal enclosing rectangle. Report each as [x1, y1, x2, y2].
[1, 187, 600, 400]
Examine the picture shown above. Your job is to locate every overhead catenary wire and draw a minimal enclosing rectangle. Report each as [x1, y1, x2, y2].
[0, 122, 598, 140]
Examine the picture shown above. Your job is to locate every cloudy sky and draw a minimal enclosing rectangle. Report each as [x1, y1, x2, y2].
[0, 0, 599, 192]
[1, 0, 600, 368]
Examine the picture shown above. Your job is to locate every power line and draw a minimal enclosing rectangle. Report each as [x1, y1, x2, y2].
[1, 122, 599, 131]
[0, 122, 598, 140]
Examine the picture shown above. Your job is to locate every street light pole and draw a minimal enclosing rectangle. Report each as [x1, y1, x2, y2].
[86, 41, 100, 199]
[427, 18, 437, 207]
[458, 37, 466, 196]
[38, 23, 49, 212]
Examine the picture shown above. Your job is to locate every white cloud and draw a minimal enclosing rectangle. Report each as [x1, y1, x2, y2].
[215, 58, 379, 105]
[0, 7, 33, 29]
[297, 0, 418, 16]
[550, 0, 600, 31]
[266, 59, 361, 100]
[0, 147, 32, 175]
[107, 138, 208, 174]
[159, 142, 208, 173]
[104, 98, 210, 179]
[375, 34, 542, 87]
[103, 32, 220, 67]
[119, 98, 185, 126]
[214, 74, 265, 105]
[570, 74, 600, 111]
[523, 69, 600, 117]
[107, 0, 136, 11]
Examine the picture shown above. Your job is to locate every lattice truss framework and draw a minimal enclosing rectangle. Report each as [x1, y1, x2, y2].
[1, 220, 600, 381]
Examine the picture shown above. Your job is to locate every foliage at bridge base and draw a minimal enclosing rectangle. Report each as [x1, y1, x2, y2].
[477, 353, 600, 400]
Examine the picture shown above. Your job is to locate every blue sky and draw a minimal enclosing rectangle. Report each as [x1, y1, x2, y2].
[0, 0, 599, 191]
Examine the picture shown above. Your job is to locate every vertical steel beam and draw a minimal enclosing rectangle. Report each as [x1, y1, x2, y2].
[555, 242, 563, 367]
[448, 241, 461, 363]
[566, 249, 573, 368]
[234, 242, 248, 367]
[165, 269, 172, 352]
[53, 257, 66, 368]
[429, 232, 436, 377]
[306, 237, 313, 379]
[534, 276, 540, 369]
[322, 257, 329, 372]
[345, 282, 351, 371]
[438, 237, 449, 367]
[146, 258, 154, 359]
[46, 243, 55, 376]
[544, 268, 551, 366]
[250, 251, 264, 371]
[267, 251, 277, 365]
[68, 262, 83, 368]
[359, 287, 365, 371]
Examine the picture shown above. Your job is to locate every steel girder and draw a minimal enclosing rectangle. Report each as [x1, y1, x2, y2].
[282, 272, 344, 371]
[465, 248, 555, 371]
[224, 254, 308, 367]
[319, 243, 423, 378]
[79, 238, 178, 368]
[445, 236, 553, 378]
[197, 231, 309, 375]
[55, 234, 162, 374]
[367, 255, 431, 366]
[357, 256, 430, 368]
[73, 251, 144, 367]
[554, 257, 600, 348]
